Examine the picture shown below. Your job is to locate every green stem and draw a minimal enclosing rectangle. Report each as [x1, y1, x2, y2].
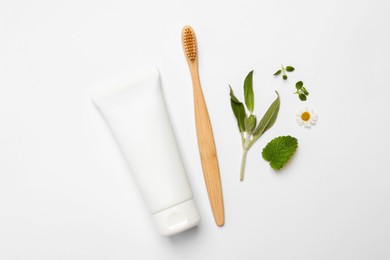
[247, 134, 260, 150]
[240, 132, 245, 144]
[240, 148, 248, 181]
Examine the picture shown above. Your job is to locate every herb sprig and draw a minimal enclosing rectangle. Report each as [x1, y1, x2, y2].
[274, 65, 294, 80]
[230, 70, 280, 181]
[294, 81, 309, 101]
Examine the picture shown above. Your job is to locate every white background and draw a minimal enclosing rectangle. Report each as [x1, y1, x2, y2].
[1, 0, 390, 259]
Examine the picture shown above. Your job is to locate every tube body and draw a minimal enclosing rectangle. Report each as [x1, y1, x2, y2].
[92, 69, 200, 236]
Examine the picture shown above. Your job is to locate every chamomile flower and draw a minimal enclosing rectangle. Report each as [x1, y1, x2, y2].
[296, 107, 317, 128]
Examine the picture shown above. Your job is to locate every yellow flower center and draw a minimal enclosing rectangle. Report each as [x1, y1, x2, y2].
[301, 112, 311, 121]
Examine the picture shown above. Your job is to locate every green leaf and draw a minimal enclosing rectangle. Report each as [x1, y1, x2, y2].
[253, 91, 280, 137]
[230, 85, 241, 103]
[299, 93, 307, 101]
[243, 70, 254, 113]
[262, 136, 298, 170]
[282, 75, 287, 80]
[244, 115, 257, 133]
[295, 81, 303, 90]
[302, 87, 309, 95]
[230, 86, 247, 132]
[273, 70, 282, 76]
[285, 66, 295, 72]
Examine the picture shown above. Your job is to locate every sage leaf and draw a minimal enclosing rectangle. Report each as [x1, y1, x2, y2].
[230, 85, 241, 103]
[253, 91, 280, 137]
[244, 115, 257, 134]
[230, 86, 247, 132]
[286, 66, 295, 72]
[273, 70, 282, 76]
[244, 70, 254, 113]
[229, 70, 283, 181]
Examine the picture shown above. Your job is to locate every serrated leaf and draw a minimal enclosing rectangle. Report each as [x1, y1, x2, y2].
[295, 81, 303, 90]
[230, 86, 247, 132]
[262, 136, 298, 170]
[283, 75, 287, 80]
[253, 91, 280, 137]
[299, 93, 307, 101]
[285, 66, 295, 72]
[244, 115, 257, 133]
[273, 70, 282, 76]
[244, 70, 254, 113]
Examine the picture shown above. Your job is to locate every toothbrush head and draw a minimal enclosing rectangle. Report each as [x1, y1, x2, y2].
[182, 26, 197, 61]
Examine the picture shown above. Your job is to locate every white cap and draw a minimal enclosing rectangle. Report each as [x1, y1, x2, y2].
[152, 199, 200, 236]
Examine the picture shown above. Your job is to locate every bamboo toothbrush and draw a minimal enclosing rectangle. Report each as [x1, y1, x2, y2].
[181, 25, 224, 227]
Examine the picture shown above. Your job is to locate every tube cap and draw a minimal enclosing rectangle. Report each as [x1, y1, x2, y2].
[152, 199, 200, 236]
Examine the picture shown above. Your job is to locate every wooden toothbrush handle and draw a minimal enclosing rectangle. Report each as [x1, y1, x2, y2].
[190, 68, 225, 227]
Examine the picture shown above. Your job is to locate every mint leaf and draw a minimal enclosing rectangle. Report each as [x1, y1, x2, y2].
[262, 136, 298, 170]
[243, 70, 254, 113]
[230, 86, 247, 132]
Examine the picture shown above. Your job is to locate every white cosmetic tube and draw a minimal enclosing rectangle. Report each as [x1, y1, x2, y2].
[92, 69, 200, 236]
